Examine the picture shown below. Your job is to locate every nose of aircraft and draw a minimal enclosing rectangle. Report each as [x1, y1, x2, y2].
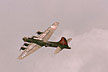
[22, 37, 27, 42]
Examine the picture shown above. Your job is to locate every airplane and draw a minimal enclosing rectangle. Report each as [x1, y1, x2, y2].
[18, 22, 72, 60]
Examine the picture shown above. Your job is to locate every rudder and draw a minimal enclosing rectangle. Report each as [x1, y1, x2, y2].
[59, 37, 68, 45]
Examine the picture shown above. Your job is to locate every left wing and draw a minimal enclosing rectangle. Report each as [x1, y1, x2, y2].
[36, 22, 59, 42]
[18, 44, 41, 60]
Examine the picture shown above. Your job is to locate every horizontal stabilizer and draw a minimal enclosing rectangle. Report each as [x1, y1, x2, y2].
[67, 38, 72, 43]
[54, 46, 62, 54]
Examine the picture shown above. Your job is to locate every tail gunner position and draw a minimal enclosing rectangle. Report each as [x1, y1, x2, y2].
[18, 22, 72, 60]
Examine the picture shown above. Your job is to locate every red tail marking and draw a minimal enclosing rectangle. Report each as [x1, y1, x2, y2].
[59, 37, 68, 45]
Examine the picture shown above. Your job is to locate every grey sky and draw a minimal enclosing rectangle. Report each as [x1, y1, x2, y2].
[0, 0, 108, 72]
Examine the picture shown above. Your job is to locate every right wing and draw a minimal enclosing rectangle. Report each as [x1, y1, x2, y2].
[18, 43, 41, 60]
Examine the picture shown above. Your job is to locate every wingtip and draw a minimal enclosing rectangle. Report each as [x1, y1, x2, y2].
[17, 57, 22, 60]
[51, 22, 59, 30]
[54, 22, 59, 24]
[17, 56, 24, 60]
[53, 22, 60, 26]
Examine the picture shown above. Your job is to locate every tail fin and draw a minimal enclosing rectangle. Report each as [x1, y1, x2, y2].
[54, 37, 72, 54]
[59, 37, 68, 45]
[59, 37, 72, 49]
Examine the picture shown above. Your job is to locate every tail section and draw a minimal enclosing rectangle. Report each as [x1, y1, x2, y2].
[59, 37, 72, 45]
[54, 37, 72, 54]
[59, 37, 68, 45]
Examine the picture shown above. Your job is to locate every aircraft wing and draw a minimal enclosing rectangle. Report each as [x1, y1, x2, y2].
[18, 43, 41, 60]
[18, 22, 59, 59]
[37, 22, 59, 42]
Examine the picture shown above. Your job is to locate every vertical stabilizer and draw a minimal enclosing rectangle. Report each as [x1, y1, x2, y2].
[59, 37, 68, 45]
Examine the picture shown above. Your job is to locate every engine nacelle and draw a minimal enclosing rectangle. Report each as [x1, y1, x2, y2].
[37, 31, 43, 35]
[20, 47, 27, 50]
[24, 43, 29, 46]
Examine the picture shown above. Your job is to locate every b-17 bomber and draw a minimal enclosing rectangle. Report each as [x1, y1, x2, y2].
[18, 22, 72, 60]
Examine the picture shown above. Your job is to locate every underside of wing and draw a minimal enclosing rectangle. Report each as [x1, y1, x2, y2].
[18, 44, 41, 60]
[36, 22, 59, 42]
[42, 22, 59, 42]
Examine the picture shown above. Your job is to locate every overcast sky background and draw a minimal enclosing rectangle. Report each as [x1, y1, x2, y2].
[0, 0, 108, 72]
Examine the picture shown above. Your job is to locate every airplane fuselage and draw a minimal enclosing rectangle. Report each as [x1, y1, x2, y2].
[24, 38, 70, 49]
